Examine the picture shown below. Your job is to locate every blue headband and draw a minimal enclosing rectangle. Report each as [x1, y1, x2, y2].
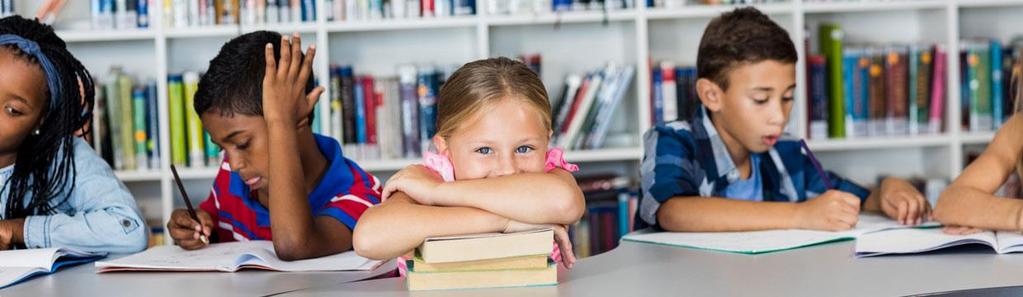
[0, 34, 63, 108]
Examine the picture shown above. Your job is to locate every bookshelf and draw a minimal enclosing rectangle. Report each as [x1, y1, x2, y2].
[7, 0, 1016, 242]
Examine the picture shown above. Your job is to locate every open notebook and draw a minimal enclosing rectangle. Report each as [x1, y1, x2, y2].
[0, 248, 105, 288]
[623, 214, 939, 254]
[96, 241, 381, 272]
[855, 227, 1023, 257]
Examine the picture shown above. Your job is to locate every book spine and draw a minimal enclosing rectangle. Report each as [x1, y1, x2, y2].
[183, 72, 205, 168]
[650, 67, 663, 125]
[842, 49, 859, 138]
[967, 44, 982, 131]
[329, 66, 343, 141]
[916, 47, 933, 134]
[169, 75, 187, 166]
[354, 76, 367, 146]
[868, 52, 886, 137]
[417, 66, 437, 153]
[660, 62, 677, 123]
[977, 42, 993, 131]
[146, 81, 160, 169]
[132, 86, 150, 170]
[291, 0, 301, 22]
[992, 40, 1005, 128]
[399, 65, 421, 158]
[303, 0, 315, 21]
[93, 81, 112, 165]
[908, 47, 920, 135]
[820, 24, 845, 138]
[204, 131, 219, 165]
[137, 0, 149, 28]
[808, 55, 828, 140]
[173, 0, 188, 27]
[929, 46, 946, 134]
[104, 73, 124, 169]
[886, 47, 909, 136]
[117, 75, 137, 170]
[364, 77, 378, 147]
[589, 66, 635, 149]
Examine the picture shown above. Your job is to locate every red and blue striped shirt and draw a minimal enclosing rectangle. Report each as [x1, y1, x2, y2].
[199, 134, 381, 242]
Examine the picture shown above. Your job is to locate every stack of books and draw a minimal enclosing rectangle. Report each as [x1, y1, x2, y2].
[407, 228, 558, 291]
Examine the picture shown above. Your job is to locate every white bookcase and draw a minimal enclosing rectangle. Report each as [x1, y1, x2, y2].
[9, 0, 1020, 238]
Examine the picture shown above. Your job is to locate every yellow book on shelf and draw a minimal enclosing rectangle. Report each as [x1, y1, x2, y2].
[417, 228, 553, 264]
[409, 254, 549, 273]
[406, 262, 557, 291]
[183, 72, 205, 168]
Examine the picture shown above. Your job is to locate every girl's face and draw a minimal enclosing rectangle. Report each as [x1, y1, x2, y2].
[434, 97, 550, 180]
[0, 49, 47, 167]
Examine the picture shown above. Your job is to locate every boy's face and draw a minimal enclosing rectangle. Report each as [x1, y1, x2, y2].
[704, 60, 796, 153]
[203, 112, 271, 192]
[434, 97, 550, 180]
[0, 49, 47, 166]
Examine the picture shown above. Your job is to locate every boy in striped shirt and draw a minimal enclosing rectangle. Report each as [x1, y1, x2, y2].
[166, 31, 380, 260]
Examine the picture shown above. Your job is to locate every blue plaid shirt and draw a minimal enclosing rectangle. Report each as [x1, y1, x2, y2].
[636, 108, 870, 230]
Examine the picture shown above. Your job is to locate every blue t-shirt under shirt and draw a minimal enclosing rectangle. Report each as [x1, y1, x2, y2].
[722, 154, 763, 201]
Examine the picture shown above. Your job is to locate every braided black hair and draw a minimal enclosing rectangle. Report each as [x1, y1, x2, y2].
[0, 15, 94, 219]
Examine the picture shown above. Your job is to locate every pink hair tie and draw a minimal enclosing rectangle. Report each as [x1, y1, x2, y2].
[545, 148, 579, 173]
[422, 151, 456, 182]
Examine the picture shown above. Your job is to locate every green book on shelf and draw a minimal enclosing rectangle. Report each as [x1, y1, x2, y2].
[183, 72, 205, 168]
[976, 42, 993, 131]
[168, 74, 187, 167]
[118, 74, 136, 170]
[915, 47, 933, 133]
[967, 45, 982, 132]
[908, 46, 919, 134]
[819, 23, 846, 138]
[131, 86, 149, 170]
[104, 71, 124, 170]
[204, 131, 219, 166]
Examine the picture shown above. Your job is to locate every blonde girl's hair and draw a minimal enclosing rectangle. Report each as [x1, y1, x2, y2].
[435, 57, 552, 139]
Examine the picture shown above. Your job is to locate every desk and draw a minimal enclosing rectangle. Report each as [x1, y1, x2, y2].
[283, 241, 1023, 296]
[0, 258, 397, 297]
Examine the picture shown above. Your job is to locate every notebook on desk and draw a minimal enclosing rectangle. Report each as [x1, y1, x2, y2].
[622, 213, 938, 254]
[95, 241, 381, 272]
[0, 247, 105, 288]
[855, 227, 1023, 257]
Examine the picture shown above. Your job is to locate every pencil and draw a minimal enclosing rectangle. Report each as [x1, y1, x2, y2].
[170, 164, 209, 245]
[800, 139, 834, 190]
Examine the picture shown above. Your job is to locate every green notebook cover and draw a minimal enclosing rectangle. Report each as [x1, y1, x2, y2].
[820, 24, 846, 138]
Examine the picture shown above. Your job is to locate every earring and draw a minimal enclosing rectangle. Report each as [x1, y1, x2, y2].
[32, 129, 40, 135]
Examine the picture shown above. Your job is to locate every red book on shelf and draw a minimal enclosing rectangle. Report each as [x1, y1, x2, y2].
[929, 46, 947, 134]
[362, 76, 378, 145]
[560, 75, 592, 135]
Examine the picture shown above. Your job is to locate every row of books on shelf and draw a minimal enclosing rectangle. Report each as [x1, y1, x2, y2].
[809, 24, 948, 140]
[327, 64, 456, 161]
[959, 38, 1022, 133]
[571, 174, 637, 257]
[646, 0, 783, 8]
[551, 63, 636, 150]
[89, 0, 152, 30]
[650, 62, 697, 124]
[0, 1, 14, 18]
[159, 0, 318, 29]
[486, 0, 633, 15]
[91, 68, 162, 171]
[326, 0, 476, 22]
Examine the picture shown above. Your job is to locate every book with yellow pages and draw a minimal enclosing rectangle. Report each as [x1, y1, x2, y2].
[418, 227, 553, 264]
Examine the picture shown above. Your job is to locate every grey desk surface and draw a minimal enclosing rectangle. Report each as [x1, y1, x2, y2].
[281, 241, 1023, 297]
[0, 257, 397, 297]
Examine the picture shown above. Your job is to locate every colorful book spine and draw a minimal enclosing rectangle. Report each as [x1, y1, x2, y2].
[852, 52, 870, 138]
[886, 47, 909, 135]
[183, 72, 205, 167]
[354, 76, 367, 144]
[417, 66, 438, 153]
[104, 71, 124, 169]
[992, 40, 1005, 128]
[118, 74, 137, 170]
[168, 74, 187, 166]
[340, 66, 356, 145]
[915, 46, 933, 135]
[842, 49, 858, 138]
[132, 86, 149, 170]
[977, 42, 993, 131]
[868, 52, 886, 137]
[929, 46, 946, 134]
[908, 46, 920, 135]
[399, 65, 421, 158]
[808, 54, 828, 140]
[363, 77, 378, 148]
[819, 23, 846, 138]
[204, 132, 219, 165]
[660, 62, 677, 123]
[650, 66, 663, 125]
[146, 82, 160, 169]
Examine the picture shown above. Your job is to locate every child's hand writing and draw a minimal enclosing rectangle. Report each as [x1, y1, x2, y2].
[262, 33, 324, 126]
[795, 190, 860, 231]
[168, 209, 214, 250]
[381, 165, 444, 204]
[878, 177, 931, 225]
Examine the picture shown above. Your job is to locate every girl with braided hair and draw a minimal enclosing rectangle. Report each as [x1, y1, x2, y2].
[0, 15, 146, 253]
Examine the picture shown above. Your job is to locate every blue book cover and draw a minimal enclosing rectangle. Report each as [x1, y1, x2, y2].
[842, 50, 858, 137]
[354, 79, 366, 144]
[136, 0, 148, 28]
[651, 67, 663, 125]
[302, 0, 316, 22]
[146, 81, 159, 168]
[417, 68, 437, 153]
[398, 65, 421, 158]
[992, 40, 1004, 128]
